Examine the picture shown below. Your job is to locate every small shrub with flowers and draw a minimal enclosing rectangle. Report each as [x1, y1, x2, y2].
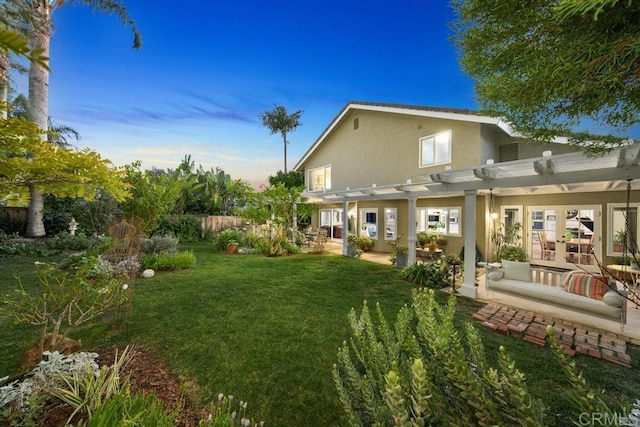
[0, 260, 131, 362]
[200, 393, 263, 427]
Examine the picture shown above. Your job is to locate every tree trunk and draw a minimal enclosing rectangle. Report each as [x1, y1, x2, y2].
[26, 184, 46, 237]
[283, 133, 288, 173]
[25, 5, 52, 238]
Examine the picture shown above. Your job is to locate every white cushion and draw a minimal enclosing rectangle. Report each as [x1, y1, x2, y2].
[487, 269, 505, 281]
[501, 260, 531, 282]
[602, 289, 624, 308]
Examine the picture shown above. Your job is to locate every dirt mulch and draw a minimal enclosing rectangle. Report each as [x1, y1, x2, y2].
[95, 345, 206, 425]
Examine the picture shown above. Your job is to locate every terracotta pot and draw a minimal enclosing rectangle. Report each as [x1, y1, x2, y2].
[226, 245, 237, 254]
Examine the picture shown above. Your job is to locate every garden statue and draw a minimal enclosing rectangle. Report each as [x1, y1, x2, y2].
[68, 217, 78, 236]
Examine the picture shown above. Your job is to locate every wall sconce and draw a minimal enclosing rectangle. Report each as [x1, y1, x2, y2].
[489, 188, 499, 220]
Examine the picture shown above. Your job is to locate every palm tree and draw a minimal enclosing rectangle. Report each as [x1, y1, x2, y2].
[17, 0, 141, 237]
[259, 105, 303, 174]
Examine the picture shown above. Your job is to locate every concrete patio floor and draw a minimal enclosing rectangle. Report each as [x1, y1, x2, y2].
[322, 240, 640, 344]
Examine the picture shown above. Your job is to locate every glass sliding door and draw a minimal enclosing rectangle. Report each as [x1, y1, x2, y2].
[319, 209, 344, 239]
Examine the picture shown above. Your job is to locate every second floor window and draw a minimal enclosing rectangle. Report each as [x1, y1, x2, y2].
[308, 165, 331, 191]
[419, 130, 451, 167]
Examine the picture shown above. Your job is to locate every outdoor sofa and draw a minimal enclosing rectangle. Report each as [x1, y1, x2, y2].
[485, 260, 628, 324]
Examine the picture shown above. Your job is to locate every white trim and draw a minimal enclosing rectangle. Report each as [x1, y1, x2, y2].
[419, 130, 452, 168]
[307, 164, 331, 192]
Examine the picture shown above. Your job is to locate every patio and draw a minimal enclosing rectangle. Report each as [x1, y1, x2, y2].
[324, 241, 640, 345]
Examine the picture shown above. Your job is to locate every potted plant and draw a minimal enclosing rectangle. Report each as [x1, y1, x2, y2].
[395, 244, 409, 268]
[226, 240, 238, 254]
[347, 234, 363, 258]
[417, 232, 429, 249]
[614, 230, 627, 253]
[436, 235, 448, 249]
[388, 235, 409, 268]
[427, 234, 437, 251]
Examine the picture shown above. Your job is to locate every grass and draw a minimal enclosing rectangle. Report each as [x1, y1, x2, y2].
[2, 242, 640, 425]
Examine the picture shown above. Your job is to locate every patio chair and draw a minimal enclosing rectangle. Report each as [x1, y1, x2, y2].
[579, 234, 595, 265]
[316, 228, 328, 245]
[537, 231, 552, 260]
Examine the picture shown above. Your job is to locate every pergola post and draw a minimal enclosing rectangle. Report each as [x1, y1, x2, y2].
[342, 199, 349, 255]
[460, 189, 478, 298]
[408, 197, 417, 266]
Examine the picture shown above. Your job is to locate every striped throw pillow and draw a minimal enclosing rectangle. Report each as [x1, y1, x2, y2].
[563, 273, 608, 300]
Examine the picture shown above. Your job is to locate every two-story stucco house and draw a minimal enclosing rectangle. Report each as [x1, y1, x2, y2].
[294, 101, 640, 299]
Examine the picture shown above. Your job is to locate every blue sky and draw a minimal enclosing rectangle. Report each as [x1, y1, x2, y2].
[34, 0, 476, 187]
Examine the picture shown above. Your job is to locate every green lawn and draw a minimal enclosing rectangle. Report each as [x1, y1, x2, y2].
[1, 243, 640, 426]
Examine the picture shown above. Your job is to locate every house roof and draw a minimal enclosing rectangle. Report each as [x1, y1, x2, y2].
[292, 101, 514, 172]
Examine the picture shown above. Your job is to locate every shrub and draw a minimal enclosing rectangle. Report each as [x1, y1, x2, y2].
[140, 250, 196, 271]
[213, 229, 245, 252]
[333, 289, 548, 425]
[283, 241, 301, 255]
[400, 261, 449, 288]
[140, 235, 179, 254]
[0, 350, 101, 424]
[245, 233, 263, 248]
[333, 289, 622, 426]
[201, 394, 262, 426]
[499, 245, 528, 262]
[0, 241, 49, 258]
[46, 232, 95, 251]
[155, 215, 202, 243]
[0, 262, 131, 362]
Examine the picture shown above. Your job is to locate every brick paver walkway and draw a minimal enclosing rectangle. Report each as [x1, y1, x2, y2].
[473, 303, 632, 368]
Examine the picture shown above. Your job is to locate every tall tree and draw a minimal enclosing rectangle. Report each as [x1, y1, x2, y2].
[259, 105, 303, 173]
[16, 0, 141, 237]
[452, 0, 640, 153]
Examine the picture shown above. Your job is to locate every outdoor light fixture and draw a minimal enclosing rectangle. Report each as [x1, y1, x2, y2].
[489, 188, 499, 220]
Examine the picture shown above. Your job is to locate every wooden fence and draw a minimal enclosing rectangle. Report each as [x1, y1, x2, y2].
[201, 216, 263, 236]
[0, 207, 28, 234]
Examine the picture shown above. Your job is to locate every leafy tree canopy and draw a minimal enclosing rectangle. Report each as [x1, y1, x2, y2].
[0, 27, 48, 70]
[259, 105, 303, 173]
[120, 162, 182, 234]
[268, 170, 305, 189]
[0, 115, 129, 205]
[452, 0, 640, 154]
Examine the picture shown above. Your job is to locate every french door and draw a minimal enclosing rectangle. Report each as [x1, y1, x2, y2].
[528, 205, 600, 269]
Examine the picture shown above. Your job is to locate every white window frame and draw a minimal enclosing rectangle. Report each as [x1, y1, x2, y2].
[607, 203, 640, 256]
[307, 165, 331, 192]
[416, 207, 461, 236]
[419, 130, 452, 168]
[384, 208, 397, 241]
[360, 208, 379, 240]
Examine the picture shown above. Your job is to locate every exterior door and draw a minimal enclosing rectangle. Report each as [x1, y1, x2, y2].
[528, 206, 600, 269]
[320, 209, 344, 239]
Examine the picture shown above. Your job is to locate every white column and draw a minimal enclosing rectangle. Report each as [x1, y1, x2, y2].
[460, 189, 478, 298]
[342, 199, 349, 255]
[407, 197, 417, 265]
[292, 202, 298, 246]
